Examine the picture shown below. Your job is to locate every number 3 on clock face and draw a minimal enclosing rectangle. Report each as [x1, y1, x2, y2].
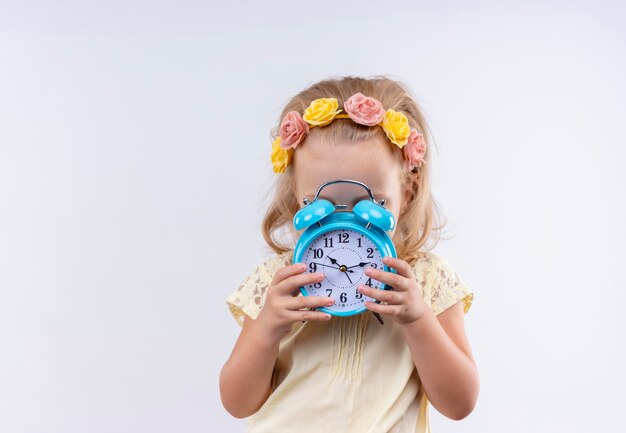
[302, 228, 386, 314]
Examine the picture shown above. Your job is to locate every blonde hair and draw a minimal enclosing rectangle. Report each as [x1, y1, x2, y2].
[261, 74, 447, 268]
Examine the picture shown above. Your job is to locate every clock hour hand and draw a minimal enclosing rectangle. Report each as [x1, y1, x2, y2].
[326, 258, 356, 284]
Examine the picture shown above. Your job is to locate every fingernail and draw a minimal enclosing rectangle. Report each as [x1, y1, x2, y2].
[327, 298, 335, 305]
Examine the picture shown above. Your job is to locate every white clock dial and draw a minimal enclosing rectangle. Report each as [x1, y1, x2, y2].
[301, 228, 385, 313]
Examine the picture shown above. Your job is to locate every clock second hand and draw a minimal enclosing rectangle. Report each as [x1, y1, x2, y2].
[344, 271, 353, 285]
[310, 262, 355, 273]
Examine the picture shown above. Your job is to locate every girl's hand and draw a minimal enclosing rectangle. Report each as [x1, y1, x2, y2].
[254, 263, 335, 343]
[358, 256, 429, 326]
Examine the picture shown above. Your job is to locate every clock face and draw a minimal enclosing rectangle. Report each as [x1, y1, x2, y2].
[301, 228, 386, 314]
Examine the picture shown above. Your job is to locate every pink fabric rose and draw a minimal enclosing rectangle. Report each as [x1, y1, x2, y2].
[279, 111, 310, 149]
[343, 92, 385, 126]
[403, 129, 427, 170]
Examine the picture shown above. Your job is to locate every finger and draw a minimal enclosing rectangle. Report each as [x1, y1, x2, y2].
[364, 265, 409, 292]
[286, 295, 335, 311]
[272, 262, 309, 286]
[364, 300, 400, 316]
[358, 285, 398, 304]
[274, 270, 325, 296]
[382, 256, 414, 279]
[291, 309, 332, 322]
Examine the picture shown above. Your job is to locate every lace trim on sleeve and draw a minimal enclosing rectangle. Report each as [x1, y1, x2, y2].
[412, 253, 474, 316]
[225, 251, 293, 327]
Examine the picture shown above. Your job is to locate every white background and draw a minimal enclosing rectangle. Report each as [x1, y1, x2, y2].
[1, 1, 624, 432]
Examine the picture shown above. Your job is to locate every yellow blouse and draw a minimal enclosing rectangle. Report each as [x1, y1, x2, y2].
[226, 250, 474, 433]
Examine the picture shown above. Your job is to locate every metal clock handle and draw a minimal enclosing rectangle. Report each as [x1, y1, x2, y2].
[303, 178, 387, 208]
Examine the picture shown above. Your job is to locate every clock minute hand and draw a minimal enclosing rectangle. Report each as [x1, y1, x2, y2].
[346, 262, 372, 269]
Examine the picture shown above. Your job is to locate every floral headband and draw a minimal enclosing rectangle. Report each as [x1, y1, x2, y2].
[270, 92, 427, 174]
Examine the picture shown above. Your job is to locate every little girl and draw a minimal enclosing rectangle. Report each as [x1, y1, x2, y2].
[220, 75, 479, 433]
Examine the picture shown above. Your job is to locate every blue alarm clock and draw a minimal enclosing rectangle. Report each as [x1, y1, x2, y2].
[293, 179, 397, 324]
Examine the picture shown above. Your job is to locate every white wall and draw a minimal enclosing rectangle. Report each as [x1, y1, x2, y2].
[0, 1, 624, 432]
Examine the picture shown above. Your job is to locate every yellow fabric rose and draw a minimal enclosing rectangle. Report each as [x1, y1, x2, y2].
[381, 109, 411, 147]
[270, 136, 293, 173]
[302, 98, 343, 126]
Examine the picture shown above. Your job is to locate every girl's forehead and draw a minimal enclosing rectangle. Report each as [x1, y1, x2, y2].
[298, 161, 391, 187]
[293, 137, 403, 201]
[297, 152, 399, 183]
[297, 137, 398, 167]
[300, 136, 389, 157]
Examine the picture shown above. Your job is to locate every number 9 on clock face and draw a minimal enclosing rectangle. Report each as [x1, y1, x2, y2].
[301, 228, 387, 315]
